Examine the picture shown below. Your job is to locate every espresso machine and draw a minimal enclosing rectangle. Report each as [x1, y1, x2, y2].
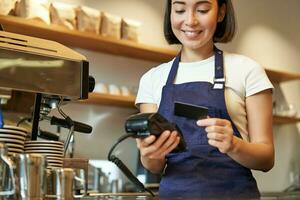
[0, 30, 95, 199]
[0, 30, 94, 141]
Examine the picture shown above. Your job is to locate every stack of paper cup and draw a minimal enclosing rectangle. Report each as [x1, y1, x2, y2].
[24, 140, 64, 169]
[0, 125, 28, 156]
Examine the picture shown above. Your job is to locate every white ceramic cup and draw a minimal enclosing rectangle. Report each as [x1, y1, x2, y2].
[94, 82, 108, 94]
[108, 84, 121, 95]
[120, 86, 130, 96]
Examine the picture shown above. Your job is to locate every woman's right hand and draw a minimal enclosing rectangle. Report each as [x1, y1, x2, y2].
[136, 130, 180, 160]
[136, 103, 180, 173]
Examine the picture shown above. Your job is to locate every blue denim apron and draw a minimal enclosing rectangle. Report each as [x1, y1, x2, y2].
[157, 48, 260, 199]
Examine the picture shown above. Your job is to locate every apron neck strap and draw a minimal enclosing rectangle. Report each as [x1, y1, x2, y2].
[166, 53, 181, 86]
[214, 46, 224, 80]
[213, 46, 225, 89]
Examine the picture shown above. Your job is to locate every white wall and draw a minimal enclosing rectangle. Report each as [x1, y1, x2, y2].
[44, 0, 300, 192]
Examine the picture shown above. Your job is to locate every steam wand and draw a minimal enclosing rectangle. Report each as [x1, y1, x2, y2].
[107, 133, 155, 197]
[62, 117, 74, 156]
[55, 98, 75, 156]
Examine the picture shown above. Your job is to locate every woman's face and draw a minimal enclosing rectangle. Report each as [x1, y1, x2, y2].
[170, 0, 225, 50]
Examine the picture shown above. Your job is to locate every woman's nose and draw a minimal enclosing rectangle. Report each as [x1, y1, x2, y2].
[185, 11, 199, 26]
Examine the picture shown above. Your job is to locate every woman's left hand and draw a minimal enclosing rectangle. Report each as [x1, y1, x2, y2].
[197, 118, 236, 154]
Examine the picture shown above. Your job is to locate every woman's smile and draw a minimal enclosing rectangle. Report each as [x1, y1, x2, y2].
[182, 29, 203, 39]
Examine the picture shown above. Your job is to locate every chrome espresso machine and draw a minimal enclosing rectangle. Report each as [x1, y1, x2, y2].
[0, 30, 94, 138]
[0, 30, 94, 199]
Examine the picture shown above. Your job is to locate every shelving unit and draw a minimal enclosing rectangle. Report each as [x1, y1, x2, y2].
[0, 15, 177, 62]
[1, 15, 299, 124]
[82, 93, 136, 108]
[1, 15, 299, 82]
[273, 115, 300, 125]
[265, 69, 300, 83]
[83, 93, 300, 125]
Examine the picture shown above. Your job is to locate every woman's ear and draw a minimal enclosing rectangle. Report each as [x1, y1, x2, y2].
[217, 4, 226, 22]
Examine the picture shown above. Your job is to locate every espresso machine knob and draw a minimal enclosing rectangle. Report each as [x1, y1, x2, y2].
[88, 76, 95, 93]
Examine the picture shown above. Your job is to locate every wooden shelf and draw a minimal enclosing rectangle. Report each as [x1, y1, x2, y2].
[265, 69, 300, 83]
[1, 15, 300, 82]
[273, 115, 300, 125]
[83, 93, 300, 125]
[0, 15, 177, 62]
[80, 93, 136, 108]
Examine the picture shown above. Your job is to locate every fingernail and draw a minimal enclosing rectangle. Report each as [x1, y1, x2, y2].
[197, 120, 202, 126]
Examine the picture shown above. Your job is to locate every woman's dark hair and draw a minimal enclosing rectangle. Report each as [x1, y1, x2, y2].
[164, 0, 236, 44]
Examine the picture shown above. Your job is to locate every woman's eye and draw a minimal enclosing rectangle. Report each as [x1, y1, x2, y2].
[175, 10, 185, 14]
[197, 9, 209, 14]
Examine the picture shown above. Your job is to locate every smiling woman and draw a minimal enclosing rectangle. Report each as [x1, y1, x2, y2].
[170, 0, 223, 53]
[164, 0, 235, 45]
[135, 0, 274, 199]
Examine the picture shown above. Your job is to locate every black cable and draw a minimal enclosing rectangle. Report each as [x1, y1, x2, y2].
[108, 133, 155, 197]
[108, 133, 135, 159]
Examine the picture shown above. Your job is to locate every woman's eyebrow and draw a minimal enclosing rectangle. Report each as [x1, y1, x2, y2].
[172, 0, 212, 5]
[196, 0, 212, 5]
[172, 1, 185, 5]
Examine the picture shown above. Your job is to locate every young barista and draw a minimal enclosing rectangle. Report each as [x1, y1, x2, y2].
[135, 0, 274, 199]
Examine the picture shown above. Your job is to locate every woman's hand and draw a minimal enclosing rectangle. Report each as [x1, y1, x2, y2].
[136, 103, 181, 173]
[136, 130, 180, 160]
[197, 118, 236, 154]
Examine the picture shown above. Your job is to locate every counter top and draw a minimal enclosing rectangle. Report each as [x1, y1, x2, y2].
[49, 191, 300, 200]
[79, 192, 158, 200]
[261, 191, 300, 200]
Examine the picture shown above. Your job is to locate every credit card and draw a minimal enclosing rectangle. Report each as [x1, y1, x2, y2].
[174, 101, 208, 120]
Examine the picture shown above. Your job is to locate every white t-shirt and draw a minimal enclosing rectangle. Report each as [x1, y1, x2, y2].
[135, 52, 273, 141]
